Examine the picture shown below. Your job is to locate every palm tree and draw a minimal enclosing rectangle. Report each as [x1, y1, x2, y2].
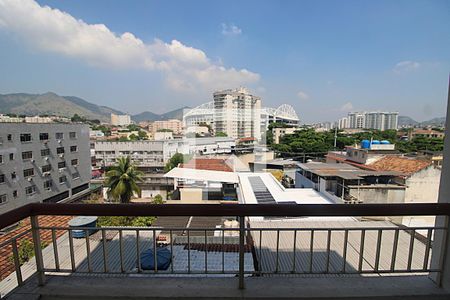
[104, 156, 144, 203]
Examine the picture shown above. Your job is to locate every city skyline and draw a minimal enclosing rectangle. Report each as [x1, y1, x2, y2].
[0, 0, 449, 123]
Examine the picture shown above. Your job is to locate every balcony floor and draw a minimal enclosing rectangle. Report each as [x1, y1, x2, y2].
[6, 273, 450, 300]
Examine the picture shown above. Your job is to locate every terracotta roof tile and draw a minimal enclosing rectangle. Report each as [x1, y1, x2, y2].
[180, 158, 233, 172]
[369, 156, 432, 176]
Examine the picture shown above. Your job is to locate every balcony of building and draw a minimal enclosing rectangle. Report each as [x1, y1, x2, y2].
[1, 203, 450, 299]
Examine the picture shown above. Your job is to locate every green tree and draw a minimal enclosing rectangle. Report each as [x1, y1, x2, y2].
[138, 130, 148, 140]
[215, 131, 227, 137]
[153, 194, 164, 204]
[164, 153, 192, 172]
[157, 128, 173, 132]
[104, 156, 144, 203]
[129, 133, 139, 141]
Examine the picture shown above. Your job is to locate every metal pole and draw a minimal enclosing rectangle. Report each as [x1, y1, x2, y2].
[30, 215, 45, 285]
[238, 216, 245, 289]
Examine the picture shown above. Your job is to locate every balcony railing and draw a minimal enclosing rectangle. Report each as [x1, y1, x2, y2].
[1, 203, 450, 298]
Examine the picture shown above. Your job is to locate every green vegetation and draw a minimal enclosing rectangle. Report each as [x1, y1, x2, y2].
[164, 152, 193, 172]
[97, 194, 164, 227]
[10, 239, 49, 265]
[157, 128, 173, 132]
[215, 131, 227, 137]
[272, 128, 444, 154]
[104, 156, 144, 203]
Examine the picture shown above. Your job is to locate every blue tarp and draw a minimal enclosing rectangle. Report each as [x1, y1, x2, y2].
[140, 247, 172, 270]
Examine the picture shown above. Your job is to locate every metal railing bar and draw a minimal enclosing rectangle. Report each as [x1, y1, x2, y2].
[374, 229, 382, 272]
[407, 229, 415, 271]
[292, 230, 297, 273]
[358, 229, 366, 272]
[423, 228, 433, 271]
[51, 229, 60, 271]
[136, 230, 141, 273]
[342, 229, 349, 273]
[390, 229, 399, 272]
[275, 230, 280, 273]
[11, 238, 23, 286]
[68, 229, 75, 272]
[36, 225, 447, 231]
[222, 229, 225, 274]
[309, 230, 314, 273]
[204, 230, 208, 274]
[259, 229, 262, 275]
[85, 230, 91, 273]
[326, 230, 331, 273]
[187, 229, 191, 274]
[153, 229, 157, 273]
[118, 230, 124, 273]
[170, 230, 174, 274]
[101, 229, 108, 273]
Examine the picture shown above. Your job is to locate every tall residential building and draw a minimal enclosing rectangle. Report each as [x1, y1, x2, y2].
[110, 113, 132, 126]
[347, 111, 398, 130]
[213, 87, 261, 140]
[337, 117, 349, 129]
[0, 123, 91, 213]
[149, 119, 183, 135]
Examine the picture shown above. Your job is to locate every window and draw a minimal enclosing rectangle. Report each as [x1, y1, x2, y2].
[25, 185, 36, 196]
[72, 172, 80, 179]
[71, 159, 78, 166]
[0, 155, 3, 164]
[0, 174, 5, 184]
[23, 168, 34, 177]
[41, 148, 50, 157]
[69, 132, 77, 139]
[39, 133, 49, 141]
[42, 164, 52, 173]
[22, 151, 33, 160]
[44, 180, 52, 190]
[56, 147, 65, 154]
[13, 190, 17, 198]
[20, 133, 32, 143]
[0, 194, 6, 204]
[7, 134, 12, 141]
[58, 161, 66, 169]
[9, 153, 14, 160]
[59, 175, 67, 184]
[70, 145, 77, 152]
[55, 132, 64, 139]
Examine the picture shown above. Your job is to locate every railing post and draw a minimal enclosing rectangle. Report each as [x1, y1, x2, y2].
[30, 215, 45, 286]
[238, 216, 245, 289]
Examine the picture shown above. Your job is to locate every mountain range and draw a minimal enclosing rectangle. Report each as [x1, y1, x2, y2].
[0, 92, 446, 126]
[398, 115, 446, 127]
[0, 92, 189, 122]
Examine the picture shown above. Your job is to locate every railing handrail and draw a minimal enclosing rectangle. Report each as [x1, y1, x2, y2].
[2, 202, 450, 230]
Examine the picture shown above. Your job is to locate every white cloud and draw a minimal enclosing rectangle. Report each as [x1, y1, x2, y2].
[393, 61, 420, 73]
[297, 91, 309, 100]
[221, 23, 242, 36]
[0, 0, 259, 92]
[340, 102, 353, 111]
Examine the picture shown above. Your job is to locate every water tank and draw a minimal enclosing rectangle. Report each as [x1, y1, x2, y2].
[380, 140, 390, 144]
[371, 140, 380, 145]
[361, 140, 370, 149]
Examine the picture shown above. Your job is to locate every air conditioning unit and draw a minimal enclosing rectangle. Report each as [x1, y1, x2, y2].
[59, 153, 64, 158]
[43, 172, 50, 176]
[27, 177, 33, 182]
[44, 157, 49, 161]
[57, 140, 62, 144]
[43, 140, 48, 144]
[30, 159, 35, 163]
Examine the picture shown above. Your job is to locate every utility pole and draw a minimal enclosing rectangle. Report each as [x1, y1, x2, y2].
[334, 126, 338, 148]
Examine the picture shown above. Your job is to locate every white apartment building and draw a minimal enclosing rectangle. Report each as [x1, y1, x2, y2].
[110, 113, 132, 126]
[347, 111, 398, 130]
[213, 87, 261, 140]
[337, 117, 349, 129]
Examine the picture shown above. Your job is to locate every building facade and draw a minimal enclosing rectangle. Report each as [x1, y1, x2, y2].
[110, 113, 132, 126]
[0, 123, 91, 213]
[347, 111, 398, 130]
[213, 87, 261, 140]
[149, 119, 183, 135]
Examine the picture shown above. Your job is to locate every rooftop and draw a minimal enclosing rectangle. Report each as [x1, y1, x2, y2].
[298, 162, 402, 179]
[369, 156, 433, 176]
[180, 158, 233, 172]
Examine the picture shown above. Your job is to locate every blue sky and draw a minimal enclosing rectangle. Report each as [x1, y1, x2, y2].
[0, 0, 449, 123]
